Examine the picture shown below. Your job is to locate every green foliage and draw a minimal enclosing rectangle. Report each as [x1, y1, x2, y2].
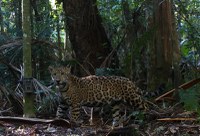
[36, 93, 59, 117]
[130, 129, 140, 136]
[97, 0, 124, 48]
[0, 0, 66, 117]
[175, 0, 200, 65]
[0, 42, 60, 89]
[131, 111, 146, 123]
[34, 79, 60, 117]
[0, 0, 65, 42]
[97, 0, 200, 83]
[95, 68, 124, 76]
[179, 85, 200, 113]
[97, 0, 155, 81]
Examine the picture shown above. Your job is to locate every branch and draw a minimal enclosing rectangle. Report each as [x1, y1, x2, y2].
[155, 78, 200, 102]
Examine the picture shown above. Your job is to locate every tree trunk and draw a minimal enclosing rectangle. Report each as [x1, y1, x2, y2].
[14, 0, 22, 37]
[22, 0, 35, 117]
[147, 0, 180, 90]
[63, 0, 118, 76]
[0, 0, 3, 32]
[55, 10, 62, 61]
[121, 0, 135, 80]
[121, 0, 145, 80]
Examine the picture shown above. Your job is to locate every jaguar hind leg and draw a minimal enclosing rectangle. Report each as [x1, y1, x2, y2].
[111, 102, 127, 128]
[82, 106, 94, 125]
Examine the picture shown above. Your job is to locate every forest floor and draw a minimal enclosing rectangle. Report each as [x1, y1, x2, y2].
[0, 108, 199, 136]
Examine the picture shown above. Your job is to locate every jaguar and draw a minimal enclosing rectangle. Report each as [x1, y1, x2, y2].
[49, 66, 162, 126]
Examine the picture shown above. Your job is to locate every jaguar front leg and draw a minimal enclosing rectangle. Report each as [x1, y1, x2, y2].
[70, 104, 83, 125]
[56, 99, 69, 119]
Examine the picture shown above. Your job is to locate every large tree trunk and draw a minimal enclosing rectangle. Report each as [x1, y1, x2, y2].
[63, 0, 118, 76]
[147, 0, 180, 90]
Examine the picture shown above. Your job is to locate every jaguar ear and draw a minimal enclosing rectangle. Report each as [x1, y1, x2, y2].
[48, 66, 53, 72]
[64, 66, 71, 73]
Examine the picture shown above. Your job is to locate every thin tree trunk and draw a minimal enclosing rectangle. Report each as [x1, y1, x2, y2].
[121, 0, 147, 85]
[22, 0, 35, 117]
[55, 10, 62, 61]
[0, 0, 3, 32]
[121, 0, 135, 80]
[15, 0, 22, 37]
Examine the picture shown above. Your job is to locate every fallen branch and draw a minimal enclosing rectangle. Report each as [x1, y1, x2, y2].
[0, 116, 70, 127]
[157, 117, 196, 121]
[155, 78, 200, 102]
[0, 107, 13, 115]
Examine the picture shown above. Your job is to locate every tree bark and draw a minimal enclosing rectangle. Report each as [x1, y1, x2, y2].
[14, 0, 22, 37]
[121, 0, 145, 80]
[22, 0, 35, 117]
[63, 0, 118, 76]
[0, 0, 3, 32]
[147, 0, 180, 90]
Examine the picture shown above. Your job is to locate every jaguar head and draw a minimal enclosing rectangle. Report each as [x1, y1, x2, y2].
[48, 66, 71, 90]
